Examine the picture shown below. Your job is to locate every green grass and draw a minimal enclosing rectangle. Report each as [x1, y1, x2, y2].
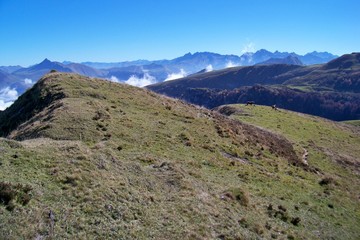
[217, 104, 360, 238]
[286, 84, 336, 92]
[342, 120, 360, 127]
[0, 73, 359, 239]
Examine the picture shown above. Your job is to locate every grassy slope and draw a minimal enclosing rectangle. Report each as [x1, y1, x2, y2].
[343, 120, 360, 127]
[217, 104, 360, 239]
[0, 73, 359, 239]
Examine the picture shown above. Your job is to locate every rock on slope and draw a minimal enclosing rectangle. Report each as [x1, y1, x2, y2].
[0, 72, 359, 239]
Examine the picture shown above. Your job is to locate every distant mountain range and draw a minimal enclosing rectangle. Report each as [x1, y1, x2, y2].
[0, 49, 339, 111]
[76, 50, 335, 71]
[1, 50, 337, 90]
[147, 53, 360, 121]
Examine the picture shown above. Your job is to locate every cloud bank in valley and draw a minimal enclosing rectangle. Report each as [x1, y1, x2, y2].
[24, 78, 33, 85]
[108, 76, 120, 83]
[125, 73, 157, 87]
[107, 73, 157, 87]
[165, 69, 187, 81]
[205, 64, 213, 72]
[0, 87, 19, 110]
[225, 61, 238, 68]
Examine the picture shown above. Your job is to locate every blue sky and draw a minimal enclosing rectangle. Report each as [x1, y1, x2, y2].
[1, 0, 359, 66]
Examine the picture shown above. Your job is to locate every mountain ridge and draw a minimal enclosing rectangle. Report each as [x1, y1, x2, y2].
[77, 50, 336, 69]
[0, 72, 359, 239]
[147, 53, 360, 120]
[0, 50, 340, 112]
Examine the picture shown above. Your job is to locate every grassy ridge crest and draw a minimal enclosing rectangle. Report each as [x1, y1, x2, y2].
[0, 73, 359, 239]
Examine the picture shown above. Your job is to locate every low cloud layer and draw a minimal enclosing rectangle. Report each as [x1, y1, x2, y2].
[165, 69, 187, 81]
[205, 64, 213, 72]
[125, 73, 157, 87]
[108, 76, 120, 83]
[24, 78, 33, 85]
[225, 61, 238, 68]
[0, 87, 19, 110]
[106, 73, 156, 87]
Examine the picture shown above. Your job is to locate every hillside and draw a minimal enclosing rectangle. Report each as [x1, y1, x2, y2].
[343, 120, 360, 127]
[0, 72, 359, 239]
[322, 52, 360, 70]
[147, 53, 360, 120]
[215, 104, 360, 236]
[283, 53, 360, 92]
[148, 53, 360, 94]
[160, 86, 360, 121]
[147, 64, 302, 95]
[215, 104, 360, 174]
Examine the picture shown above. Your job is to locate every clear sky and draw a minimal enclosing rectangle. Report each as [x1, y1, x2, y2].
[0, 0, 359, 66]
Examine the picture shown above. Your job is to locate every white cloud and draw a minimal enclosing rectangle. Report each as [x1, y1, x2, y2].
[125, 73, 157, 87]
[0, 100, 14, 111]
[0, 87, 19, 110]
[165, 69, 187, 81]
[24, 78, 33, 85]
[205, 64, 213, 72]
[225, 61, 238, 68]
[240, 52, 254, 64]
[108, 75, 120, 83]
[0, 87, 18, 101]
[241, 42, 256, 54]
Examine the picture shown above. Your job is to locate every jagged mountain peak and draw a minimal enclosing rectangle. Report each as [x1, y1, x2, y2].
[41, 58, 51, 63]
